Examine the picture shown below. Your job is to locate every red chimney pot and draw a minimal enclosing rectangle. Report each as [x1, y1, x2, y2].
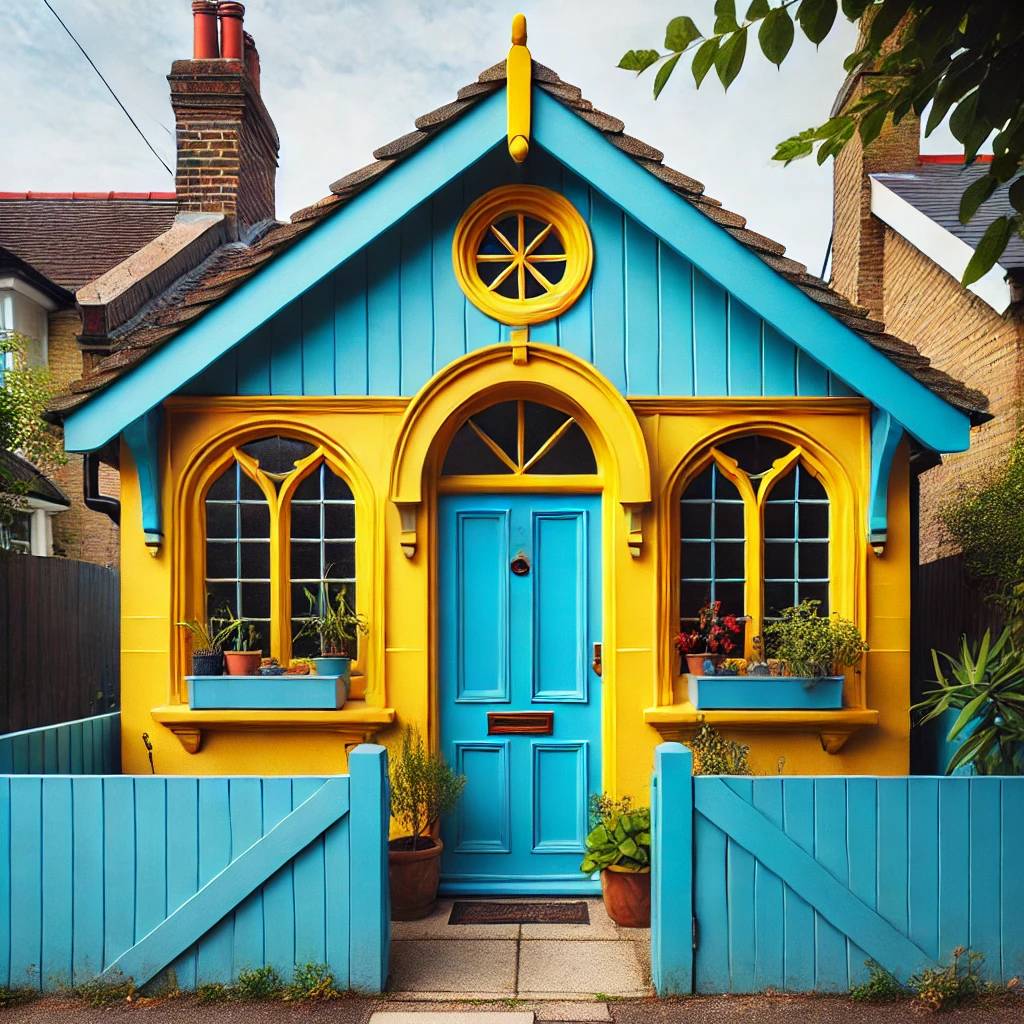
[218, 2, 245, 61]
[191, 1, 219, 59]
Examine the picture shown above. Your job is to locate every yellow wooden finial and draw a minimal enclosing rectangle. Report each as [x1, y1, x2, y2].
[507, 13, 531, 163]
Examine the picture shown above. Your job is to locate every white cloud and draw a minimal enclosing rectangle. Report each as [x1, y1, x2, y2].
[7, 0, 861, 270]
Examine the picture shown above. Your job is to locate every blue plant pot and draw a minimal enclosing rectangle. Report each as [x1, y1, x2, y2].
[313, 656, 352, 685]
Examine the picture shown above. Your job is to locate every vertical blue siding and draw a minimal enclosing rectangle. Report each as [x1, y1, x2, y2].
[184, 145, 848, 400]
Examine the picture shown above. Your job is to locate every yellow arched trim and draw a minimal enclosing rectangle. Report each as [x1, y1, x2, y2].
[660, 419, 862, 705]
[452, 186, 593, 326]
[389, 343, 650, 555]
[171, 419, 383, 705]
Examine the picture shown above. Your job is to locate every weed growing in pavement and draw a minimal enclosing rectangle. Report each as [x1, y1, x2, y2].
[0, 987, 35, 1008]
[234, 965, 284, 1000]
[196, 982, 229, 1004]
[286, 962, 338, 1000]
[849, 960, 904, 1002]
[74, 975, 136, 1007]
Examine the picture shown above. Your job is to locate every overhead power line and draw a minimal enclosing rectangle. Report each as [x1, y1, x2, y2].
[41, 0, 173, 178]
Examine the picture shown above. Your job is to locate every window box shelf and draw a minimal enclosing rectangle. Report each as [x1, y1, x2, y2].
[185, 673, 349, 711]
[643, 702, 878, 754]
[151, 700, 395, 753]
[686, 673, 843, 711]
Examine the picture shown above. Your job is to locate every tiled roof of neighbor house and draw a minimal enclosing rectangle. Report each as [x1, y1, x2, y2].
[0, 192, 177, 291]
[872, 161, 1024, 269]
[46, 61, 988, 424]
[0, 449, 70, 507]
[0, 246, 75, 307]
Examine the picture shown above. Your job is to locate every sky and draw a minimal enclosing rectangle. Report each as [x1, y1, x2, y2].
[7, 1, 962, 274]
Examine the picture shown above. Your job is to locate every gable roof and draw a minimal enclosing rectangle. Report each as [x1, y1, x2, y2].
[48, 59, 987, 442]
[0, 450, 70, 508]
[0, 192, 177, 291]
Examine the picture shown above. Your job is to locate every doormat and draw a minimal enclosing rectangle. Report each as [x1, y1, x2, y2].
[448, 900, 590, 925]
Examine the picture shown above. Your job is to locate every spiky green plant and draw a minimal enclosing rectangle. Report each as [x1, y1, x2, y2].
[389, 725, 466, 849]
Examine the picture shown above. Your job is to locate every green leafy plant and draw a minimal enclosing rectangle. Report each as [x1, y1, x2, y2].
[687, 719, 752, 775]
[234, 965, 283, 1000]
[294, 583, 367, 657]
[908, 946, 997, 1011]
[762, 600, 867, 680]
[389, 725, 467, 850]
[196, 982, 229, 1003]
[913, 627, 1024, 775]
[285, 962, 338, 1001]
[850, 959, 905, 1002]
[0, 987, 34, 1008]
[74, 975, 136, 1007]
[580, 793, 651, 875]
[177, 609, 258, 654]
[617, 3, 1024, 286]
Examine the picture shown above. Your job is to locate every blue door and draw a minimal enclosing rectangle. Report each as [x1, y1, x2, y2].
[438, 493, 602, 895]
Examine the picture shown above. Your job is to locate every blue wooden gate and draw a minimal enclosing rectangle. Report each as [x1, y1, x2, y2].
[651, 742, 1024, 995]
[438, 493, 602, 895]
[0, 744, 389, 994]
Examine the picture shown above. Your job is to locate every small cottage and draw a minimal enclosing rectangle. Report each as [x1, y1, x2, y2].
[51, 7, 986, 896]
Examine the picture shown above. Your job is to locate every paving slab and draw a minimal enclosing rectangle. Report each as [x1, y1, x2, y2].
[530, 1000, 612, 1020]
[369, 1013, 533, 1024]
[516, 940, 650, 998]
[391, 900, 520, 941]
[389, 939, 518, 997]
[519, 900, 620, 941]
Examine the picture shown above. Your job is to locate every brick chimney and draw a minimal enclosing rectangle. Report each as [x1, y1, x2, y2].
[830, 14, 920, 319]
[169, 1, 279, 238]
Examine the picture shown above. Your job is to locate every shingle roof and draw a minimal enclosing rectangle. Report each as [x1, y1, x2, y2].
[46, 60, 988, 424]
[872, 161, 1024, 269]
[0, 193, 177, 290]
[0, 450, 70, 507]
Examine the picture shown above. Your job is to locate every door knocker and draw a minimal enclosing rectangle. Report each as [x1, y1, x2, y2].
[510, 551, 531, 576]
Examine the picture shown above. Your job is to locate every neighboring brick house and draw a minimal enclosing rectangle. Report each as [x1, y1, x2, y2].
[0, 192, 177, 563]
[831, 69, 1024, 569]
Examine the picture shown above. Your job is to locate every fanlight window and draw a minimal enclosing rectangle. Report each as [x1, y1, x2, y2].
[442, 400, 597, 476]
[203, 435, 358, 661]
[678, 434, 830, 647]
[477, 214, 568, 300]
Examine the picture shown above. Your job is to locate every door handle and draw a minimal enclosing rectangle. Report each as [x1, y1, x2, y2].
[592, 642, 602, 677]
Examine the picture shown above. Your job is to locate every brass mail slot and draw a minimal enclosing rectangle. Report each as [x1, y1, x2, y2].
[487, 711, 554, 735]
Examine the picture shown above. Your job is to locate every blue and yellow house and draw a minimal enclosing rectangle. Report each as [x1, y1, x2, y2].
[52, 13, 986, 895]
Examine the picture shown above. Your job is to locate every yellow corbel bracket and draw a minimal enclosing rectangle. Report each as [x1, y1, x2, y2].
[507, 14, 531, 163]
[397, 503, 418, 559]
[510, 326, 529, 364]
[623, 503, 644, 558]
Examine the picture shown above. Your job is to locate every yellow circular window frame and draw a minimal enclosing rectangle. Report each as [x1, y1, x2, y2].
[452, 185, 594, 325]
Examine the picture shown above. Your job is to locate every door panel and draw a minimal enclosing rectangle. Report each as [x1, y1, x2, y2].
[439, 493, 602, 894]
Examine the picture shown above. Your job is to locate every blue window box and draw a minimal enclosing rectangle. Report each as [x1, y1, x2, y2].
[185, 674, 349, 710]
[686, 674, 843, 711]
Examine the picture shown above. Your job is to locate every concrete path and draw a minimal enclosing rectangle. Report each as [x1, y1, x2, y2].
[388, 898, 651, 1004]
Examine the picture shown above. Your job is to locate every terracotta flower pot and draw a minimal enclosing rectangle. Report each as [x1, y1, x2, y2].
[224, 650, 261, 676]
[685, 652, 722, 675]
[601, 865, 651, 928]
[388, 836, 443, 920]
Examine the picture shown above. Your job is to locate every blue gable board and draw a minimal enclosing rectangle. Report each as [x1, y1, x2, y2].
[184, 145, 853, 401]
[63, 84, 970, 454]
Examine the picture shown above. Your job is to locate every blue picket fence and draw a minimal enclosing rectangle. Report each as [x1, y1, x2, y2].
[652, 743, 1024, 995]
[0, 712, 120, 775]
[0, 744, 390, 994]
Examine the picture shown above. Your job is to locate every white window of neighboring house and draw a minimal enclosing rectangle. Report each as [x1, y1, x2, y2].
[0, 510, 32, 555]
[0, 286, 49, 367]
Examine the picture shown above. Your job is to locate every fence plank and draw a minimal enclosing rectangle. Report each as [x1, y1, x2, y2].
[135, 779, 168, 947]
[0, 778, 9, 988]
[908, 779, 939, 962]
[696, 778, 937, 979]
[968, 779, 1001, 973]
[261, 778, 297, 980]
[876, 778, 909, 939]
[101, 777, 350, 990]
[197, 779, 233, 985]
[1001, 782, 1024, 981]
[10, 777, 42, 989]
[751, 779, 785, 992]
[937, 778, 969, 960]
[41, 778, 73, 990]
[723, 778, 755, 993]
[72, 778, 105, 984]
[166, 778, 199, 990]
[845, 778, 877, 986]
[293, 777, 328, 967]
[813, 778, 849, 992]
[324, 812, 351, 989]
[228, 778, 265, 977]
[781, 779, 815, 991]
[104, 777, 136, 969]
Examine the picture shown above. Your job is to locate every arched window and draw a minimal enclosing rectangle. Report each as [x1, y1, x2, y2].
[202, 435, 359, 663]
[677, 433, 831, 652]
[442, 399, 597, 476]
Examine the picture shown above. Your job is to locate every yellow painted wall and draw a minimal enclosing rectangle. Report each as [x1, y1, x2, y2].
[119, 363, 911, 792]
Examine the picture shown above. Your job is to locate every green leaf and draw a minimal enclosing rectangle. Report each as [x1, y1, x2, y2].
[692, 38, 721, 87]
[715, 27, 748, 90]
[843, 47, 870, 73]
[797, 0, 837, 46]
[1009, 176, 1024, 215]
[586, 824, 610, 848]
[959, 175, 1000, 224]
[962, 215, 1015, 286]
[654, 52, 682, 99]
[858, 104, 890, 149]
[759, 7, 794, 67]
[637, 831, 652, 845]
[618, 49, 661, 73]
[580, 858, 598, 875]
[840, 0, 872, 18]
[714, 0, 740, 34]
[665, 15, 702, 52]
[868, 0, 912, 51]
[774, 136, 814, 164]
[618, 837, 639, 859]
[745, 0, 770, 20]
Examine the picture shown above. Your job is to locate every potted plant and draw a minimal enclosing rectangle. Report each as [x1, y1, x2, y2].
[580, 794, 651, 928]
[388, 726, 466, 921]
[675, 601, 742, 675]
[176, 613, 245, 675]
[295, 583, 368, 680]
[218, 614, 262, 676]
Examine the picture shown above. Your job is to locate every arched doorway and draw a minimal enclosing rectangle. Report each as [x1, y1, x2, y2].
[389, 343, 651, 894]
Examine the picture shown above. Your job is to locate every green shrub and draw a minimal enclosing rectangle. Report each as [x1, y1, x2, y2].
[762, 600, 867, 679]
[234, 965, 283, 1000]
[74, 975, 135, 1007]
[286, 962, 338, 1001]
[580, 794, 651, 874]
[850, 960, 904, 1002]
[389, 725, 466, 848]
[908, 947, 990, 1011]
[196, 982, 229, 1003]
[0, 987, 34, 1008]
[687, 719, 751, 775]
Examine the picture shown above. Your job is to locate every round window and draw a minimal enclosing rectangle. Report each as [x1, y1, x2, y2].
[452, 185, 593, 325]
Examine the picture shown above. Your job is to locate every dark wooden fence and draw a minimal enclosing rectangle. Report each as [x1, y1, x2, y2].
[0, 554, 119, 732]
[911, 552, 1004, 774]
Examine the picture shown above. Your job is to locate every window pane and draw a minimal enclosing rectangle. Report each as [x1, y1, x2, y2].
[715, 581, 744, 617]
[205, 503, 236, 539]
[442, 422, 511, 475]
[239, 473, 264, 501]
[764, 582, 795, 617]
[324, 469, 354, 500]
[325, 502, 355, 539]
[524, 401, 570, 462]
[294, 472, 321, 501]
[527, 421, 597, 474]
[798, 503, 829, 539]
[681, 502, 711, 539]
[714, 473, 741, 502]
[240, 503, 270, 539]
[241, 436, 316, 475]
[799, 469, 827, 499]
[764, 502, 794, 539]
[685, 466, 712, 499]
[764, 542, 794, 580]
[291, 504, 321, 539]
[680, 581, 711, 616]
[206, 541, 236, 580]
[767, 472, 795, 501]
[207, 466, 236, 500]
[714, 502, 744, 538]
[680, 541, 711, 579]
[240, 541, 270, 580]
[206, 582, 237, 621]
[241, 582, 271, 620]
[715, 541, 744, 580]
[798, 542, 828, 580]
[324, 541, 356, 579]
[470, 401, 518, 461]
[290, 541, 321, 580]
[718, 434, 792, 477]
[799, 582, 829, 612]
